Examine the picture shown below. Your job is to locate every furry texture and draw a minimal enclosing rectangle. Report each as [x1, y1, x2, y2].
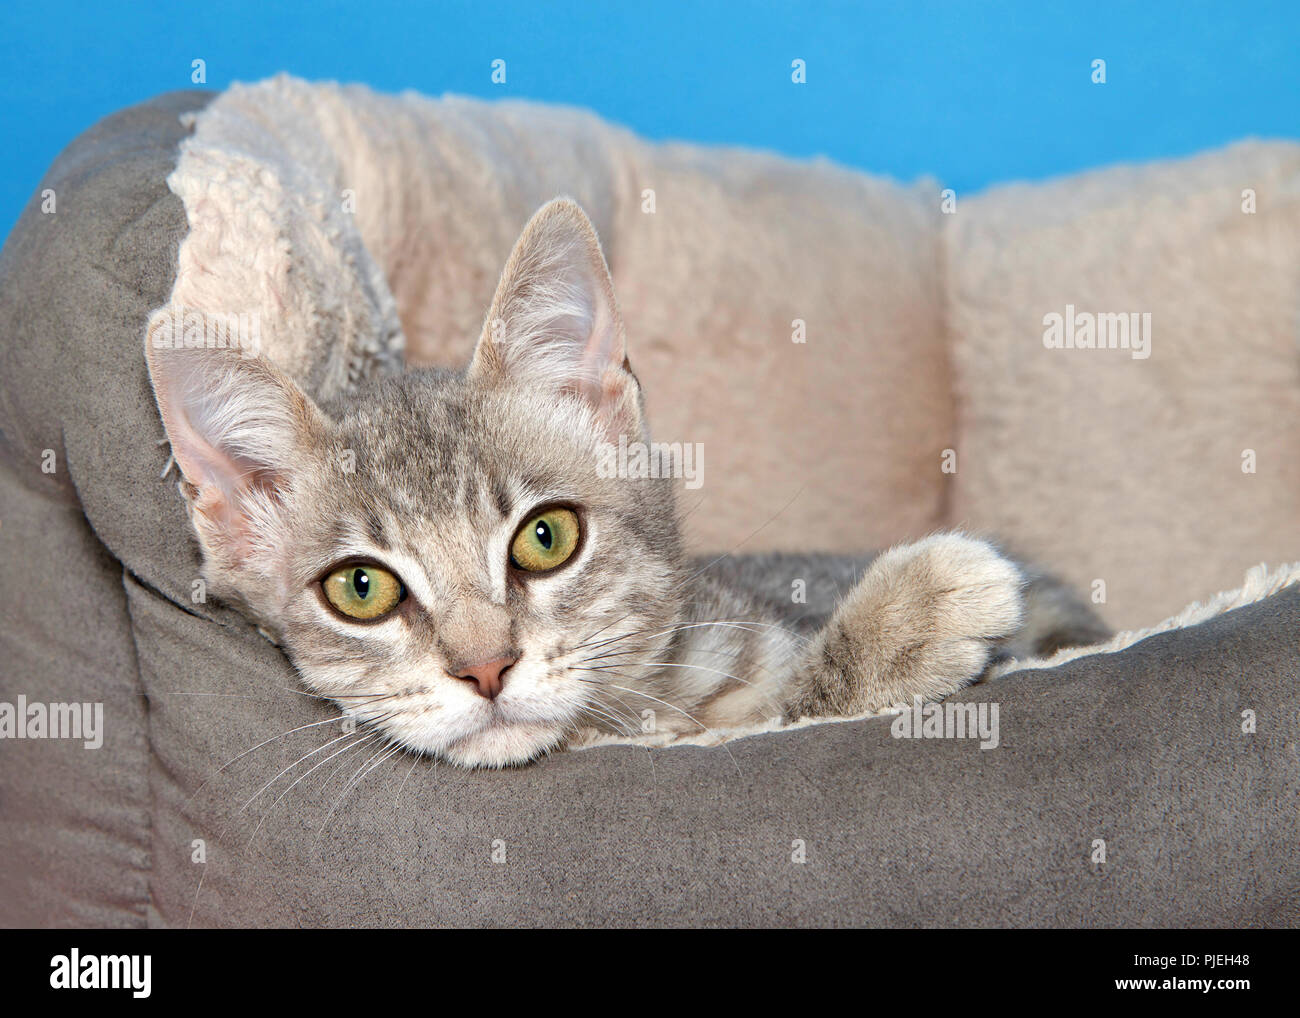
[144, 76, 1297, 766]
[987, 558, 1300, 679]
[160, 73, 955, 569]
[947, 140, 1300, 627]
[148, 199, 1107, 767]
[572, 558, 1300, 752]
[163, 76, 1300, 632]
[6, 85, 1299, 926]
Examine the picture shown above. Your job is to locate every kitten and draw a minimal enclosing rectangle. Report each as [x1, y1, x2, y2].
[146, 199, 1108, 768]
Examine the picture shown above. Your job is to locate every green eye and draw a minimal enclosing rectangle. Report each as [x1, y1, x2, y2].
[322, 563, 404, 620]
[510, 507, 581, 572]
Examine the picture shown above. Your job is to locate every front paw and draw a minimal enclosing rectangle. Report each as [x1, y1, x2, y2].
[810, 534, 1025, 713]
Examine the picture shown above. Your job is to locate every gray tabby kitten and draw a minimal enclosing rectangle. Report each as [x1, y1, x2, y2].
[147, 199, 1108, 768]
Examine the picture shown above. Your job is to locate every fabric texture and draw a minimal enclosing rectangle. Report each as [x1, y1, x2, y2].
[949, 142, 1300, 626]
[0, 89, 212, 926]
[0, 80, 1297, 927]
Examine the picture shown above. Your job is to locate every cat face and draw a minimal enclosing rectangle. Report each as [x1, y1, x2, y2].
[147, 200, 687, 767]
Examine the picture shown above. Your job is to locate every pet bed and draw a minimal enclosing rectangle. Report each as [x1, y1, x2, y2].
[1, 78, 1297, 927]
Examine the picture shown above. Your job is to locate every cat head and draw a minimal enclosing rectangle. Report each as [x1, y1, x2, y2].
[146, 199, 687, 767]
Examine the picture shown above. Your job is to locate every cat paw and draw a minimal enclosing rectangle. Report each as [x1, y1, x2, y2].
[800, 534, 1024, 716]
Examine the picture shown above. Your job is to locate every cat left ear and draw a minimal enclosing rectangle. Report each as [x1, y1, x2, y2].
[144, 332, 327, 575]
[469, 198, 642, 438]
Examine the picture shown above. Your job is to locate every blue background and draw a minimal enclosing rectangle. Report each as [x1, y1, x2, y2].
[1, 1, 1297, 241]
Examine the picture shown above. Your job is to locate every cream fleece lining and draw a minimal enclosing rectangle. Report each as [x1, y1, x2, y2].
[156, 82, 405, 401]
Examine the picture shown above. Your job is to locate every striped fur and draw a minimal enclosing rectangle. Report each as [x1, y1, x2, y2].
[147, 199, 1107, 767]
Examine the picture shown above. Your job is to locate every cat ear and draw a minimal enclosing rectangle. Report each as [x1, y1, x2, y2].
[469, 198, 642, 437]
[145, 331, 327, 573]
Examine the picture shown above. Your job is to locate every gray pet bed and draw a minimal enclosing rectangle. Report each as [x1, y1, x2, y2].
[1, 88, 1298, 928]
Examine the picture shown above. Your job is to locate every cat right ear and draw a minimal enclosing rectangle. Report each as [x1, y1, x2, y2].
[145, 321, 327, 574]
[469, 198, 643, 439]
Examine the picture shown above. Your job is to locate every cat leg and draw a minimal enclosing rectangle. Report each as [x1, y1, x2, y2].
[781, 534, 1024, 721]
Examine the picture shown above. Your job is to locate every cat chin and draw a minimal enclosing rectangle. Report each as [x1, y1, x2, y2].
[435, 721, 567, 769]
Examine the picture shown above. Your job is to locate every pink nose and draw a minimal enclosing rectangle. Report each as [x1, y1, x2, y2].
[455, 656, 517, 700]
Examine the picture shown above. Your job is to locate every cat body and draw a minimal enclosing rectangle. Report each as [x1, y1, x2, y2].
[146, 199, 1107, 767]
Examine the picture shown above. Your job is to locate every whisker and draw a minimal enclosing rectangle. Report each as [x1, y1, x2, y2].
[573, 617, 808, 658]
[242, 732, 382, 854]
[596, 679, 743, 776]
[238, 728, 371, 816]
[184, 714, 353, 809]
[320, 739, 403, 833]
[576, 702, 636, 736]
[393, 751, 424, 809]
[186, 863, 207, 931]
[580, 635, 792, 675]
[575, 703, 656, 777]
[241, 708, 397, 816]
[581, 658, 785, 720]
[683, 485, 805, 584]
